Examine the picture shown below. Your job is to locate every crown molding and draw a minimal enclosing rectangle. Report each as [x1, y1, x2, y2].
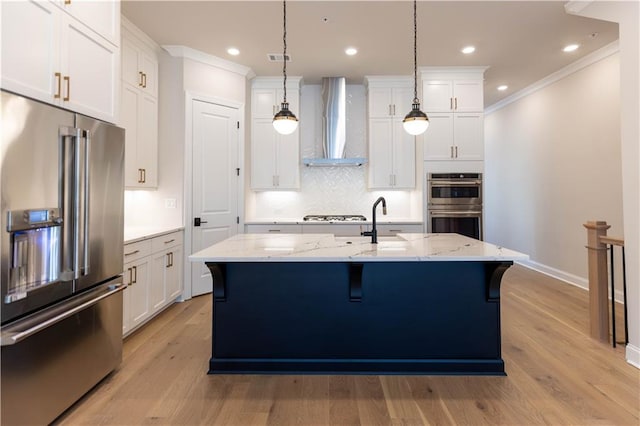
[162, 45, 255, 79]
[485, 40, 619, 115]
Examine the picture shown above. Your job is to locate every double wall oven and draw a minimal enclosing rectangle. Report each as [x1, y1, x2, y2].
[427, 173, 483, 240]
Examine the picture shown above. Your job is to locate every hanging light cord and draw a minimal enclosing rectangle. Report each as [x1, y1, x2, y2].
[412, 0, 419, 104]
[282, 0, 288, 104]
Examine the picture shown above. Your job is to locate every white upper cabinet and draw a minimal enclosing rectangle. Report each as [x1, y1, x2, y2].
[250, 77, 301, 190]
[423, 113, 484, 161]
[423, 80, 483, 112]
[1, 0, 120, 123]
[421, 67, 487, 162]
[365, 77, 416, 189]
[61, 0, 120, 46]
[120, 18, 159, 188]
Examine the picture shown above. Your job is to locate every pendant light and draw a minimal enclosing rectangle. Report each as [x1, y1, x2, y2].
[273, 0, 298, 135]
[403, 0, 429, 136]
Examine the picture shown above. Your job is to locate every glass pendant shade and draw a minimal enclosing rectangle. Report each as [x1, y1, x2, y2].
[273, 102, 298, 135]
[403, 103, 429, 135]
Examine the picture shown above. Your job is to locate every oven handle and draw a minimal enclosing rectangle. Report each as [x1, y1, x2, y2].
[429, 180, 481, 186]
[430, 211, 482, 217]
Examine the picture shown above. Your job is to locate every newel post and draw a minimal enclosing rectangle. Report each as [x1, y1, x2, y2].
[583, 220, 611, 342]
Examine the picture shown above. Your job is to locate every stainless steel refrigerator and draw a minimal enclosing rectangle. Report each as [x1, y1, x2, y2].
[0, 91, 125, 425]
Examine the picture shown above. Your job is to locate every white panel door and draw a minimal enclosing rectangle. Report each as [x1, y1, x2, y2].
[191, 100, 239, 297]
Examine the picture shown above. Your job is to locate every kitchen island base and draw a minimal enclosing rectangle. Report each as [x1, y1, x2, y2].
[206, 261, 512, 375]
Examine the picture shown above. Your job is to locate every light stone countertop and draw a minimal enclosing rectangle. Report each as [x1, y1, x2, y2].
[244, 218, 423, 225]
[124, 226, 184, 244]
[189, 233, 528, 263]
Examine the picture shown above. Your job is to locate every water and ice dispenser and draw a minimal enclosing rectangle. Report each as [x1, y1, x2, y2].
[6, 208, 62, 302]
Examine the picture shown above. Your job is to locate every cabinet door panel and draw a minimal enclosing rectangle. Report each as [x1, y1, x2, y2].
[392, 87, 414, 116]
[166, 246, 183, 301]
[454, 114, 484, 161]
[137, 94, 158, 187]
[62, 16, 118, 122]
[121, 37, 141, 88]
[423, 80, 453, 112]
[423, 113, 454, 161]
[252, 89, 277, 118]
[151, 252, 168, 311]
[251, 119, 278, 189]
[121, 85, 140, 187]
[65, 0, 119, 46]
[129, 260, 150, 327]
[392, 120, 416, 188]
[453, 81, 483, 112]
[368, 119, 394, 188]
[276, 130, 300, 189]
[140, 51, 158, 97]
[368, 87, 393, 118]
[1, 0, 59, 102]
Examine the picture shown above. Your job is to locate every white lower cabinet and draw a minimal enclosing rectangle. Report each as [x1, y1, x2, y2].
[122, 230, 183, 337]
[376, 224, 424, 236]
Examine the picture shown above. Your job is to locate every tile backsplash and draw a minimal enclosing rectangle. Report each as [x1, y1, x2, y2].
[246, 84, 423, 221]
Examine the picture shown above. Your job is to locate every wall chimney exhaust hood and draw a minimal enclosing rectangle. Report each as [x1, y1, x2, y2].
[303, 77, 367, 167]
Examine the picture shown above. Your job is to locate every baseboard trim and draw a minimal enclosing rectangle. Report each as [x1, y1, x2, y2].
[516, 259, 625, 303]
[626, 344, 640, 369]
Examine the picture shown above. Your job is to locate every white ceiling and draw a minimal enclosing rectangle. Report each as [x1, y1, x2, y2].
[121, 1, 619, 107]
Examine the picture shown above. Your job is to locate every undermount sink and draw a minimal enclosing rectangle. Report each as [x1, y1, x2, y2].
[334, 235, 409, 249]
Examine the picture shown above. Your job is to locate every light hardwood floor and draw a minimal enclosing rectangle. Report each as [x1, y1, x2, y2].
[57, 265, 639, 425]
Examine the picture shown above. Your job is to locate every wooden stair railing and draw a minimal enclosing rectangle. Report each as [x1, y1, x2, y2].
[584, 221, 627, 347]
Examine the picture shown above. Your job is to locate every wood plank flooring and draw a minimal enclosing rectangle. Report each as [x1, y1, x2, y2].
[56, 265, 639, 425]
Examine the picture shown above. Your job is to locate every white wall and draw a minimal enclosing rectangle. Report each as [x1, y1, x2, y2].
[485, 51, 622, 285]
[245, 84, 423, 221]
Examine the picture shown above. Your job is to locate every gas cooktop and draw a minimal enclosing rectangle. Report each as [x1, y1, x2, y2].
[303, 215, 367, 222]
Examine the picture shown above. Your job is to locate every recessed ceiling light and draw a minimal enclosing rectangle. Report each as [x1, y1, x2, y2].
[461, 46, 476, 54]
[227, 47, 240, 56]
[497, 85, 508, 91]
[345, 47, 358, 56]
[563, 44, 579, 52]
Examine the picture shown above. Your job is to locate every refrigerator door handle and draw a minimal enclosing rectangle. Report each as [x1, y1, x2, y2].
[0, 282, 125, 346]
[73, 127, 82, 280]
[81, 129, 90, 276]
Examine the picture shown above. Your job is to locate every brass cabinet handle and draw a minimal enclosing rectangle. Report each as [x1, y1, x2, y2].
[64, 0, 71, 4]
[127, 267, 132, 285]
[166, 253, 171, 268]
[455, 97, 458, 110]
[170, 252, 174, 267]
[63, 76, 70, 101]
[450, 146, 454, 158]
[142, 73, 147, 88]
[132, 265, 137, 284]
[138, 71, 143, 87]
[142, 168, 146, 183]
[54, 73, 61, 98]
[138, 169, 143, 183]
[455, 146, 458, 158]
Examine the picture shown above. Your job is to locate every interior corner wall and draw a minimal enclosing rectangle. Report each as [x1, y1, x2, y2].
[484, 52, 622, 285]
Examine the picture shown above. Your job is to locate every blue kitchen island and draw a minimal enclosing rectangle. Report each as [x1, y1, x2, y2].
[189, 233, 527, 375]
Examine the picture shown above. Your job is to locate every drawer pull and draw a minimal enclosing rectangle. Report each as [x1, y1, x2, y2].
[268, 229, 281, 233]
[124, 250, 140, 257]
[164, 239, 175, 244]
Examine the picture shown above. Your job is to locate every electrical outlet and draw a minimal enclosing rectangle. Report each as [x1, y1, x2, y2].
[165, 198, 177, 209]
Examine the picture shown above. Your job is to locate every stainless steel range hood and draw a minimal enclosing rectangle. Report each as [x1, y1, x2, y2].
[303, 77, 366, 167]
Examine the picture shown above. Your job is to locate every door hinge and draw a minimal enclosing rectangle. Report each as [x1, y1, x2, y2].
[236, 168, 240, 176]
[236, 216, 239, 224]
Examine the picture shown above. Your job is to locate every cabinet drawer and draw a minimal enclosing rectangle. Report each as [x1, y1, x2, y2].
[123, 239, 152, 263]
[377, 224, 424, 236]
[151, 231, 183, 252]
[245, 224, 303, 234]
